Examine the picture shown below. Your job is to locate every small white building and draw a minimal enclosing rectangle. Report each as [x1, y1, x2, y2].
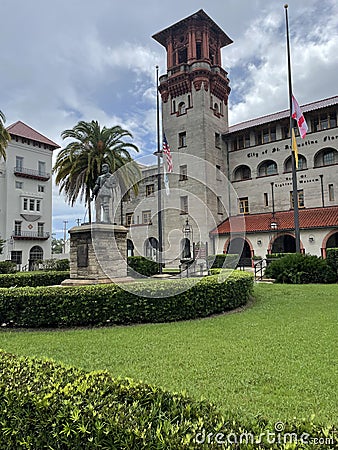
[0, 121, 59, 270]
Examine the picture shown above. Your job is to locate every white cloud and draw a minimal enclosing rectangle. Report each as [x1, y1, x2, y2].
[1, 0, 336, 234]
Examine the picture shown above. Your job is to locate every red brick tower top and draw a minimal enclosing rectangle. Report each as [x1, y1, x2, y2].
[152, 9, 233, 103]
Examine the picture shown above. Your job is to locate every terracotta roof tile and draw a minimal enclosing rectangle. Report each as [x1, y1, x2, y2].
[211, 206, 338, 235]
[228, 95, 338, 134]
[6, 121, 60, 149]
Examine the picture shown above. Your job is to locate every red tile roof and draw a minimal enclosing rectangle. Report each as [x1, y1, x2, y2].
[211, 206, 338, 235]
[228, 95, 338, 133]
[6, 121, 60, 149]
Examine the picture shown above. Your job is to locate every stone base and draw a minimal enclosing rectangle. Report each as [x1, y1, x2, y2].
[69, 223, 128, 281]
[61, 276, 135, 286]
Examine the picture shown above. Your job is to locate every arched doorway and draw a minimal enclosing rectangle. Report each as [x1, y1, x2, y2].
[271, 234, 296, 254]
[326, 232, 338, 249]
[226, 237, 252, 266]
[144, 237, 158, 261]
[127, 239, 134, 257]
[29, 245, 43, 271]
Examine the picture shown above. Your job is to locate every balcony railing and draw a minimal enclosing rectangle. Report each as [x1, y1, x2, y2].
[12, 231, 50, 240]
[14, 166, 50, 181]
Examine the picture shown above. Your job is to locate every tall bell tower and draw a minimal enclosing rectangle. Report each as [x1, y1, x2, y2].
[152, 10, 233, 261]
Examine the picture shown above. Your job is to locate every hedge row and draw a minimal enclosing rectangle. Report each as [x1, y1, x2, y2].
[0, 271, 70, 288]
[0, 351, 335, 449]
[326, 248, 338, 279]
[127, 255, 159, 276]
[264, 254, 336, 284]
[0, 272, 253, 328]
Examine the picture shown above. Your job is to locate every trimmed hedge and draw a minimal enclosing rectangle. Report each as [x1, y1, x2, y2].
[0, 272, 253, 328]
[127, 255, 159, 276]
[326, 248, 338, 280]
[0, 351, 335, 449]
[264, 254, 337, 284]
[0, 271, 70, 288]
[0, 261, 16, 274]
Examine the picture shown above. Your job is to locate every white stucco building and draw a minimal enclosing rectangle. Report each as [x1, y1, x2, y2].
[0, 121, 59, 270]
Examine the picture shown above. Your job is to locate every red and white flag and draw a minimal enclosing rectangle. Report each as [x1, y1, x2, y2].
[163, 134, 173, 173]
[292, 95, 308, 139]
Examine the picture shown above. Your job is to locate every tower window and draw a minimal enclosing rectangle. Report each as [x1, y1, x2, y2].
[217, 196, 223, 215]
[179, 165, 188, 181]
[178, 102, 186, 115]
[178, 132, 187, 148]
[180, 196, 188, 214]
[178, 48, 187, 64]
[146, 184, 155, 197]
[215, 133, 221, 148]
[196, 42, 202, 59]
[172, 100, 176, 113]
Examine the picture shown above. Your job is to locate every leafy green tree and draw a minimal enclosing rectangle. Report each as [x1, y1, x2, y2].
[53, 120, 140, 223]
[51, 238, 64, 254]
[0, 111, 11, 161]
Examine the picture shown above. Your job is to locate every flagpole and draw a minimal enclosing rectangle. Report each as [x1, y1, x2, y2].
[284, 4, 301, 253]
[155, 65, 163, 272]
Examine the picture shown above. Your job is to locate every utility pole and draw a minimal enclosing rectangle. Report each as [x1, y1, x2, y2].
[76, 218, 81, 226]
[63, 220, 68, 254]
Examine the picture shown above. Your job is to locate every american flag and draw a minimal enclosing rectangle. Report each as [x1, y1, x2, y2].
[163, 134, 173, 173]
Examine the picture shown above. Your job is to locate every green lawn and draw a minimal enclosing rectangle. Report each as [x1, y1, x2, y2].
[0, 284, 337, 425]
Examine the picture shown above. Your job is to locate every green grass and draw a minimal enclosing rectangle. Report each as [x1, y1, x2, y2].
[0, 284, 337, 425]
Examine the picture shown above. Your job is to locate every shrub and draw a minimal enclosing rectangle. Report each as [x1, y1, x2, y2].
[0, 272, 253, 328]
[0, 270, 69, 288]
[0, 350, 334, 449]
[0, 261, 17, 274]
[207, 254, 239, 269]
[265, 253, 337, 284]
[326, 248, 338, 280]
[127, 256, 159, 276]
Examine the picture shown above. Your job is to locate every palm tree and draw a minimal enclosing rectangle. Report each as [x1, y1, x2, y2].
[53, 120, 140, 223]
[0, 111, 11, 161]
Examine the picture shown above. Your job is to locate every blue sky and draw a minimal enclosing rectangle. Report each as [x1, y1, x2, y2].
[1, 0, 337, 237]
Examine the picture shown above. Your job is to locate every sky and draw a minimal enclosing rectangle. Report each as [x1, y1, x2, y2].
[1, 0, 337, 238]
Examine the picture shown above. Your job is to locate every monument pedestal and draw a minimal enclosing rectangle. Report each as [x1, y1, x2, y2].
[62, 223, 129, 285]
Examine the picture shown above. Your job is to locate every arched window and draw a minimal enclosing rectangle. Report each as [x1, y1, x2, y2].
[258, 160, 278, 177]
[214, 103, 219, 114]
[284, 155, 307, 172]
[144, 237, 158, 261]
[178, 102, 186, 115]
[314, 148, 338, 167]
[233, 165, 251, 181]
[172, 100, 176, 113]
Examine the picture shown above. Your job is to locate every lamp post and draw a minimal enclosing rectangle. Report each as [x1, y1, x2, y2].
[182, 218, 193, 259]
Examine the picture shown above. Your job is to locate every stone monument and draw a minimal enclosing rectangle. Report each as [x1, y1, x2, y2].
[63, 164, 129, 285]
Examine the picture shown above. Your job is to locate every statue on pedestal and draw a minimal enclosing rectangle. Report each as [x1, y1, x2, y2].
[91, 164, 120, 223]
